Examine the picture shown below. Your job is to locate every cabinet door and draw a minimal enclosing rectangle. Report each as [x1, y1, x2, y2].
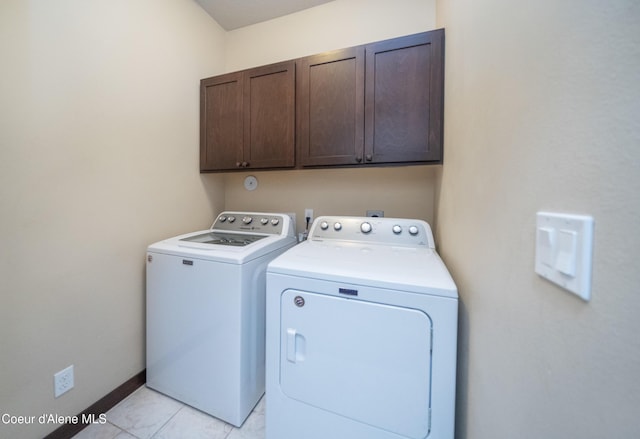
[200, 72, 243, 171]
[243, 61, 295, 169]
[365, 29, 444, 164]
[297, 48, 365, 167]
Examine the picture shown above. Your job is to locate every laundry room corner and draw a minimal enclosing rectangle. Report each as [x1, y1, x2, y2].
[200, 173, 227, 227]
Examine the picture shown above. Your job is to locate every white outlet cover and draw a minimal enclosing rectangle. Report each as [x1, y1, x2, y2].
[54, 364, 74, 398]
[535, 212, 594, 301]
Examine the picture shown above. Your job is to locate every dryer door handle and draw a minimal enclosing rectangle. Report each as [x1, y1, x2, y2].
[286, 328, 297, 363]
[286, 328, 306, 363]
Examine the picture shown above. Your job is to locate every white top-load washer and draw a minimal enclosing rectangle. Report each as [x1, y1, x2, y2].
[266, 216, 458, 439]
[146, 211, 296, 427]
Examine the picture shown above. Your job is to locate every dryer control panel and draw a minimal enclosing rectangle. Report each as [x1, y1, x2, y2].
[309, 216, 435, 249]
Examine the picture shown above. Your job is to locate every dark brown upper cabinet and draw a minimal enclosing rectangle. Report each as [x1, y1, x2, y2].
[200, 72, 243, 171]
[200, 29, 444, 172]
[200, 61, 295, 172]
[297, 47, 365, 167]
[364, 30, 444, 165]
[297, 29, 444, 168]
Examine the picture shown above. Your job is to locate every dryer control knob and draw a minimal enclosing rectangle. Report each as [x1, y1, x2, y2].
[392, 225, 402, 234]
[320, 221, 329, 230]
[408, 225, 419, 236]
[360, 222, 372, 234]
[227, 216, 236, 223]
[260, 218, 269, 225]
[219, 216, 227, 222]
[334, 222, 342, 231]
[242, 216, 253, 224]
[270, 218, 280, 226]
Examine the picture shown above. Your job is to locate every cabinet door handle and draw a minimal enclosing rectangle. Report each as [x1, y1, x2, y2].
[355, 156, 362, 163]
[365, 154, 373, 162]
[242, 161, 249, 167]
[236, 162, 242, 167]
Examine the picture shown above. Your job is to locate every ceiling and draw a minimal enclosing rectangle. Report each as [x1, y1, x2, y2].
[195, 0, 335, 30]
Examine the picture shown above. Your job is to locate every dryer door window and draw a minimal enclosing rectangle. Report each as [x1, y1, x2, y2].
[280, 289, 433, 439]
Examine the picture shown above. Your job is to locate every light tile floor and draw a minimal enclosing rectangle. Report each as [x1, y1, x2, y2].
[72, 386, 264, 439]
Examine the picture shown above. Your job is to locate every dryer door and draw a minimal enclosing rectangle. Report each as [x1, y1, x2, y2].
[280, 289, 432, 439]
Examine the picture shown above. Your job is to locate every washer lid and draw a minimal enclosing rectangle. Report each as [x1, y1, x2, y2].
[149, 230, 296, 264]
[147, 211, 297, 263]
[180, 231, 267, 247]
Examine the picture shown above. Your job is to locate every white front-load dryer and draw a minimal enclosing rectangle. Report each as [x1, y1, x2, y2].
[266, 216, 458, 439]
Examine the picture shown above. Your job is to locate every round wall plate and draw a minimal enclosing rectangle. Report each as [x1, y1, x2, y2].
[244, 175, 258, 191]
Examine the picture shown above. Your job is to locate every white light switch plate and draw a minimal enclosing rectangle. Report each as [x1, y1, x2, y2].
[535, 212, 594, 301]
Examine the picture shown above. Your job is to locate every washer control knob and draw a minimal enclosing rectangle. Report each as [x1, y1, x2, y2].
[408, 225, 419, 236]
[320, 221, 329, 230]
[219, 216, 227, 223]
[360, 222, 372, 234]
[392, 225, 402, 234]
[334, 222, 342, 231]
[227, 216, 236, 223]
[270, 218, 280, 226]
[260, 218, 269, 225]
[242, 216, 253, 224]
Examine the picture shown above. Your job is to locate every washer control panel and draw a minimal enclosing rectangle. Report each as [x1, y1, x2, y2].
[212, 211, 288, 235]
[311, 216, 435, 248]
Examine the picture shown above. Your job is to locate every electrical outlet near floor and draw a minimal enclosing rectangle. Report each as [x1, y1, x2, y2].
[54, 365, 74, 398]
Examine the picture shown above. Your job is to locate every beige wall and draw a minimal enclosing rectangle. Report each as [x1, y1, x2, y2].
[436, 0, 640, 438]
[225, 0, 436, 71]
[0, 1, 226, 437]
[223, 0, 440, 235]
[224, 167, 439, 236]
